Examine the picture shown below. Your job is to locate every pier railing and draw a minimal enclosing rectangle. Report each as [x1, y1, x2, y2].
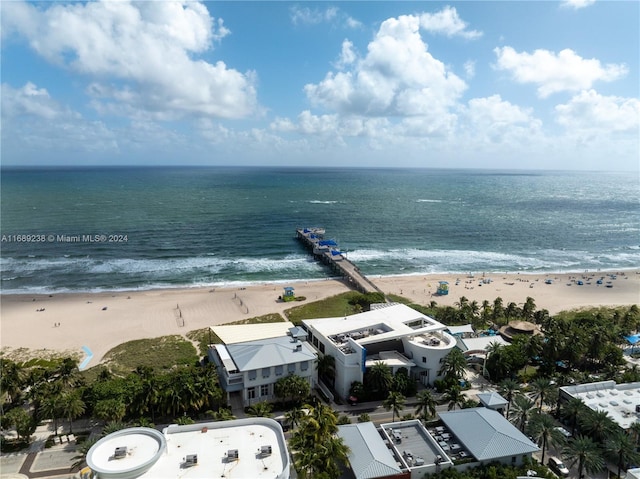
[295, 228, 386, 297]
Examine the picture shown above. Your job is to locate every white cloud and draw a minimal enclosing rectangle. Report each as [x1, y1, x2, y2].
[1, 82, 120, 159]
[1, 82, 78, 120]
[290, 5, 360, 28]
[419, 6, 482, 39]
[494, 46, 627, 97]
[463, 60, 476, 79]
[305, 14, 467, 125]
[560, 0, 596, 10]
[555, 89, 640, 133]
[335, 40, 357, 70]
[2, 1, 257, 120]
[461, 94, 543, 145]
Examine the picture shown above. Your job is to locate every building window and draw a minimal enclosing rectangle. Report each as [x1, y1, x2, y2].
[313, 337, 319, 347]
[262, 367, 270, 378]
[275, 365, 283, 376]
[319, 343, 325, 354]
[308, 332, 314, 343]
[300, 360, 309, 371]
[260, 384, 269, 397]
[288, 363, 296, 373]
[511, 456, 516, 464]
[248, 370, 257, 381]
[247, 387, 256, 400]
[422, 356, 427, 363]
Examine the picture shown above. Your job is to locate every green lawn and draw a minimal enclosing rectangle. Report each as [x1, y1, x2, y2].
[101, 335, 198, 374]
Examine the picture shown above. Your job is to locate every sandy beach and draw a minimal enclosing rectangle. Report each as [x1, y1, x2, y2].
[1, 270, 639, 367]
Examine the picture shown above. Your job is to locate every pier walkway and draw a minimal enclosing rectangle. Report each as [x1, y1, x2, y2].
[296, 228, 386, 297]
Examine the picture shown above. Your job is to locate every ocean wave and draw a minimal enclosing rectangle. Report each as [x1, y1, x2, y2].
[416, 199, 444, 203]
[307, 200, 339, 204]
[0, 254, 324, 278]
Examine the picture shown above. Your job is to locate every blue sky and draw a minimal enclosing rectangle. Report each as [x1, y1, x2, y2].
[1, 1, 638, 170]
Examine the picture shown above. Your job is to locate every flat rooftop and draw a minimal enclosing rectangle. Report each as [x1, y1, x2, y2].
[381, 420, 454, 469]
[560, 381, 640, 430]
[303, 303, 449, 344]
[87, 419, 289, 479]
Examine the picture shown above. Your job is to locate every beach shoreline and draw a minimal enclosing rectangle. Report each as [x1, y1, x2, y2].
[2, 270, 639, 367]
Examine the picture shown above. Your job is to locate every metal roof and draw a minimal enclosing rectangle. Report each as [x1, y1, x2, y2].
[477, 392, 509, 408]
[226, 335, 316, 371]
[439, 408, 539, 461]
[211, 321, 294, 345]
[337, 422, 403, 479]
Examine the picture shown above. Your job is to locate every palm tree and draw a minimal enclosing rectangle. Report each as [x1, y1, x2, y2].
[580, 409, 616, 443]
[605, 430, 640, 479]
[383, 391, 405, 422]
[509, 393, 536, 431]
[0, 360, 25, 409]
[70, 437, 98, 472]
[438, 348, 468, 383]
[522, 296, 537, 320]
[414, 390, 437, 422]
[61, 390, 85, 434]
[529, 377, 556, 412]
[94, 398, 126, 423]
[629, 421, 640, 449]
[40, 384, 64, 435]
[498, 378, 520, 417]
[285, 406, 306, 430]
[560, 397, 586, 436]
[527, 412, 566, 464]
[315, 354, 336, 386]
[290, 404, 347, 479]
[246, 401, 272, 418]
[443, 385, 465, 411]
[366, 361, 393, 396]
[563, 434, 604, 479]
[357, 413, 371, 423]
[209, 408, 235, 421]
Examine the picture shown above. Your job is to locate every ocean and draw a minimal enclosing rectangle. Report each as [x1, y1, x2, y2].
[1, 167, 638, 294]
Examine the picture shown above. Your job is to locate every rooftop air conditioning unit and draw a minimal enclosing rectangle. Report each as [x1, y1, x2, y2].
[114, 446, 127, 459]
[185, 454, 198, 466]
[260, 445, 272, 456]
[228, 449, 239, 460]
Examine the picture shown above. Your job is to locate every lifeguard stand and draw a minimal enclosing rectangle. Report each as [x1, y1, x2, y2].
[283, 286, 296, 302]
[436, 281, 449, 295]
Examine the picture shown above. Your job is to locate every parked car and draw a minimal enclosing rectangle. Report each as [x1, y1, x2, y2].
[548, 456, 569, 477]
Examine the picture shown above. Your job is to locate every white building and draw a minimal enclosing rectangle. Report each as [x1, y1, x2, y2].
[86, 418, 290, 479]
[302, 303, 456, 400]
[208, 322, 317, 407]
[559, 380, 640, 430]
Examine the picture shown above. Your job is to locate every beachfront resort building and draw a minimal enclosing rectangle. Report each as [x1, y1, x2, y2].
[85, 418, 290, 479]
[559, 380, 640, 430]
[208, 322, 317, 408]
[336, 409, 539, 479]
[302, 303, 457, 400]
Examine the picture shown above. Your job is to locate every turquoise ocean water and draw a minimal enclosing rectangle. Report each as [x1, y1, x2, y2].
[1, 167, 638, 293]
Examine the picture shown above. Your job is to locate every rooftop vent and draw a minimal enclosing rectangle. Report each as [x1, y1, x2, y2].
[294, 344, 302, 352]
[227, 449, 239, 460]
[185, 454, 198, 467]
[260, 445, 272, 456]
[114, 446, 127, 459]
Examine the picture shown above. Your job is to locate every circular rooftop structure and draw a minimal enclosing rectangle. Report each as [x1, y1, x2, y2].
[499, 320, 541, 341]
[87, 427, 166, 479]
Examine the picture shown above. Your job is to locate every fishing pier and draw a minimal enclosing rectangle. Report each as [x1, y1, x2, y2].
[296, 228, 385, 296]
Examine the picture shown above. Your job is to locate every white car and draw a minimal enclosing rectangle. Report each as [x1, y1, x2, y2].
[548, 456, 569, 477]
